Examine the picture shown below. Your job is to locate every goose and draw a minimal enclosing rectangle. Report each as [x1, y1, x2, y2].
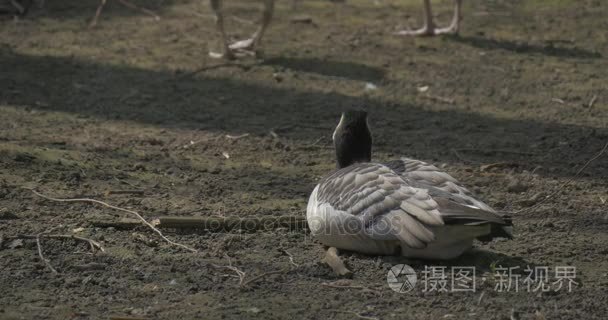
[307, 110, 511, 275]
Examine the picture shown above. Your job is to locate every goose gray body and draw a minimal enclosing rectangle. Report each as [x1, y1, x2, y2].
[306, 111, 512, 260]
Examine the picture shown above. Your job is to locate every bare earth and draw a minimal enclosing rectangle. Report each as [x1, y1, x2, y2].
[1, 0, 607, 319]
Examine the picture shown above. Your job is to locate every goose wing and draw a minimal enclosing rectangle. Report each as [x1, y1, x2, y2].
[384, 157, 512, 239]
[384, 157, 494, 212]
[313, 163, 445, 249]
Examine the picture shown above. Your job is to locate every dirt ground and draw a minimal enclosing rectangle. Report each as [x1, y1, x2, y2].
[1, 0, 607, 319]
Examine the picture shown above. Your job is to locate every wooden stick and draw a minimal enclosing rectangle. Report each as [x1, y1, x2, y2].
[26, 188, 197, 253]
[91, 218, 143, 229]
[152, 215, 308, 232]
[105, 190, 145, 196]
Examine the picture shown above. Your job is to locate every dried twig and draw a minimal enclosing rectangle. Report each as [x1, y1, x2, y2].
[8, 234, 105, 253]
[477, 291, 485, 305]
[152, 215, 308, 232]
[514, 141, 608, 214]
[282, 249, 299, 268]
[241, 269, 287, 287]
[211, 255, 246, 285]
[421, 94, 455, 104]
[587, 95, 598, 108]
[6, 233, 105, 274]
[36, 233, 58, 274]
[26, 188, 197, 253]
[328, 310, 379, 320]
[225, 133, 250, 140]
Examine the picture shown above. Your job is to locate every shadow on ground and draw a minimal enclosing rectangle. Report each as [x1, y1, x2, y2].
[5, 0, 176, 21]
[1, 49, 606, 179]
[263, 57, 386, 82]
[450, 35, 602, 59]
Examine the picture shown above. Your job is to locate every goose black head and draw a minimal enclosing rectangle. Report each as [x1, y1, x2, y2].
[332, 110, 372, 168]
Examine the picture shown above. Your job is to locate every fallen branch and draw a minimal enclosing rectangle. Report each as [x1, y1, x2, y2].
[10, 191, 288, 286]
[91, 218, 143, 229]
[26, 188, 197, 253]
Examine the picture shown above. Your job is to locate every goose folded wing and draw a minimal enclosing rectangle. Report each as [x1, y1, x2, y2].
[316, 163, 445, 249]
[385, 157, 495, 212]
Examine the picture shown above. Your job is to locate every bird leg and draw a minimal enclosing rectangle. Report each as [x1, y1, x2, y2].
[209, 0, 235, 59]
[435, 0, 461, 34]
[228, 0, 274, 55]
[396, 0, 461, 36]
[323, 247, 352, 277]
